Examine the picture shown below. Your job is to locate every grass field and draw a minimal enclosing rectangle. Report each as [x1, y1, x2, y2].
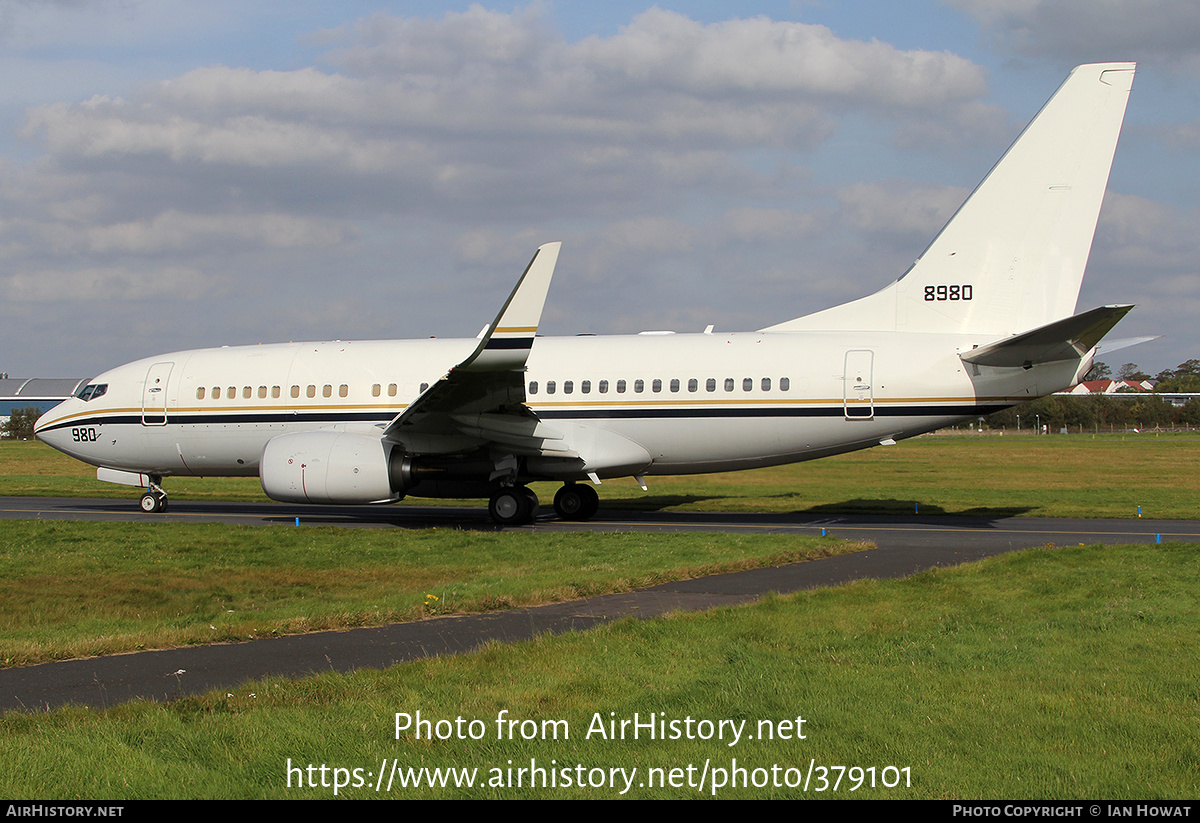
[1, 434, 1195, 798]
[1, 540, 1195, 798]
[4, 431, 1199, 519]
[0, 521, 856, 667]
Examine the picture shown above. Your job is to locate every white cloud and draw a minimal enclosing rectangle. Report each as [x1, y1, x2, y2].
[3, 264, 223, 302]
[945, 0, 1200, 70]
[82, 211, 355, 254]
[722, 207, 817, 242]
[24, 6, 989, 181]
[836, 180, 969, 239]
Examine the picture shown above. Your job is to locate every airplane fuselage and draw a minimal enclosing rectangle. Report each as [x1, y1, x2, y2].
[35, 329, 1076, 485]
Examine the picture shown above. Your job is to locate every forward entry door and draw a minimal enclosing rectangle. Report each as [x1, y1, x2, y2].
[142, 362, 174, 426]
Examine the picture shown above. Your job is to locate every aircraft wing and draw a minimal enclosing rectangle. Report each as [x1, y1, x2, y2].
[960, 304, 1134, 368]
[381, 242, 567, 455]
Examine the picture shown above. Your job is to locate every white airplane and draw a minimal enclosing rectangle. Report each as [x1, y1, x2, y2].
[36, 63, 1138, 526]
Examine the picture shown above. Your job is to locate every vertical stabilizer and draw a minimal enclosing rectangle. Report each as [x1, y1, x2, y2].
[764, 62, 1135, 336]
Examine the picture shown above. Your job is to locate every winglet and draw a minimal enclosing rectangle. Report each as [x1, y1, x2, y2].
[457, 242, 561, 372]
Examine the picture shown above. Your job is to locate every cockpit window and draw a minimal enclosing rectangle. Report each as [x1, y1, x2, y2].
[75, 383, 108, 402]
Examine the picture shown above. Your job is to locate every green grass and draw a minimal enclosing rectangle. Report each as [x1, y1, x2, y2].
[2, 435, 1196, 798]
[0, 520, 857, 667]
[1, 541, 1195, 798]
[6, 432, 1199, 518]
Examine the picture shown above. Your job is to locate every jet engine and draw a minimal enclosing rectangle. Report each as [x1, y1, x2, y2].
[259, 430, 502, 504]
[259, 431, 398, 504]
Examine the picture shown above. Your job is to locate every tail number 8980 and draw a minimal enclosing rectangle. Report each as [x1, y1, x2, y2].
[924, 285, 972, 301]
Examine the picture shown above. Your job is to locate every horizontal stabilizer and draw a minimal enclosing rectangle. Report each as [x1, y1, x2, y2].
[1095, 335, 1160, 356]
[960, 305, 1133, 368]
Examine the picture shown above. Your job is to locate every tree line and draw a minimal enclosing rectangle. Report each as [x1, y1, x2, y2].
[982, 359, 1200, 432]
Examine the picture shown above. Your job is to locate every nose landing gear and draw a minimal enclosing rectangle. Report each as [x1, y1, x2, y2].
[138, 476, 168, 513]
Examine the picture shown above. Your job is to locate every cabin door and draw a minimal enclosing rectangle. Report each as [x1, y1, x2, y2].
[141, 361, 174, 426]
[843, 350, 874, 420]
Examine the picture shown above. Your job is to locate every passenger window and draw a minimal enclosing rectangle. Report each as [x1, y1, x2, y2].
[258, 386, 267, 399]
[546, 381, 556, 394]
[780, 377, 790, 391]
[762, 378, 771, 391]
[670, 379, 680, 393]
[227, 387, 236, 400]
[213, 387, 221, 399]
[652, 379, 662, 393]
[688, 378, 697, 392]
[724, 378, 734, 392]
[707, 378, 716, 392]
[272, 386, 281, 398]
[581, 380, 591, 394]
[372, 384, 381, 397]
[291, 385, 300, 398]
[420, 383, 429, 392]
[339, 384, 348, 398]
[307, 385, 316, 398]
[616, 379, 626, 393]
[529, 381, 538, 395]
[564, 380, 574, 394]
[634, 379, 644, 393]
[389, 384, 398, 397]
[743, 378, 753, 391]
[323, 385, 332, 398]
[196, 387, 206, 400]
[599, 380, 608, 393]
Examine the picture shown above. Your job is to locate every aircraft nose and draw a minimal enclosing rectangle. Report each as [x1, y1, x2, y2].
[34, 403, 77, 454]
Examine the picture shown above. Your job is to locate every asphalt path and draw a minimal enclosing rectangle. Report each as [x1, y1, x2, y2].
[1, 496, 1196, 713]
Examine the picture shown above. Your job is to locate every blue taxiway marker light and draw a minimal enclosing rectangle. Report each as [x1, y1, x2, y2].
[295, 517, 300, 527]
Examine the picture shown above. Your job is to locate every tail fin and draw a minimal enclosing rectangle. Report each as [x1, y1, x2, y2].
[764, 62, 1135, 336]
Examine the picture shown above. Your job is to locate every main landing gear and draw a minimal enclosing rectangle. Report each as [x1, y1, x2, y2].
[488, 486, 539, 526]
[486, 482, 600, 526]
[139, 476, 168, 513]
[553, 483, 599, 521]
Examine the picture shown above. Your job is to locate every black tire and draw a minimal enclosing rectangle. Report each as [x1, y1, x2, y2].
[140, 492, 164, 513]
[554, 483, 599, 521]
[489, 488, 533, 526]
[521, 486, 539, 515]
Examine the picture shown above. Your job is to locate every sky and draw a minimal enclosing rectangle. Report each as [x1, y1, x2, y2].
[2, 0, 1199, 378]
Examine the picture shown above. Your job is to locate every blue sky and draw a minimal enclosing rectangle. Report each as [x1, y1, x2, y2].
[2, 1, 1198, 376]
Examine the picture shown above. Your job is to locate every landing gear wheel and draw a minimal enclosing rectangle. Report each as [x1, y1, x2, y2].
[520, 486, 540, 514]
[554, 483, 599, 521]
[140, 491, 166, 513]
[489, 487, 534, 526]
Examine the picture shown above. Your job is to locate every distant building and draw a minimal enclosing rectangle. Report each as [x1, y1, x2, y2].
[1060, 379, 1200, 408]
[0, 377, 88, 425]
[1066, 379, 1155, 395]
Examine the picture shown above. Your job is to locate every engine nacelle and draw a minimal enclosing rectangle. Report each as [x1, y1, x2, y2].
[260, 431, 398, 504]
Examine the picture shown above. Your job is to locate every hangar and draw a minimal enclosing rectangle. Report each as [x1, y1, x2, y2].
[0, 376, 87, 434]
